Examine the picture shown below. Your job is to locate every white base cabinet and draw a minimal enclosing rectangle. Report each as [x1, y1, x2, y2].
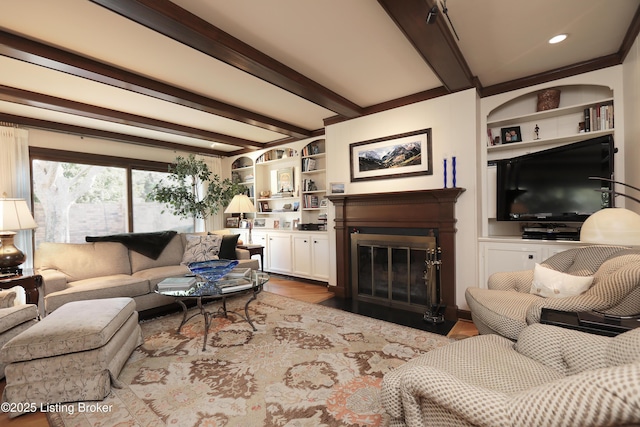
[479, 239, 582, 287]
[310, 235, 329, 281]
[251, 230, 329, 282]
[267, 233, 292, 274]
[292, 234, 329, 281]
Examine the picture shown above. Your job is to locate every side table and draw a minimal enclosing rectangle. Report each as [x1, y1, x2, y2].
[541, 308, 640, 337]
[0, 270, 42, 306]
[238, 244, 265, 271]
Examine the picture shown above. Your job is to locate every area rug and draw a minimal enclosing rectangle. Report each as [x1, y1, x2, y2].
[47, 291, 451, 427]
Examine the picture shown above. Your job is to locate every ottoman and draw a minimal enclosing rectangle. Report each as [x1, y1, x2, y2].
[0, 297, 143, 417]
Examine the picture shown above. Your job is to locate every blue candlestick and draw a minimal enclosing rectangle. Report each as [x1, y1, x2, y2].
[452, 156, 457, 187]
[443, 158, 448, 188]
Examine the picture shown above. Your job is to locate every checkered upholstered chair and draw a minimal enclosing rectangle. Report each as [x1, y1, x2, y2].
[465, 245, 640, 340]
[381, 323, 640, 427]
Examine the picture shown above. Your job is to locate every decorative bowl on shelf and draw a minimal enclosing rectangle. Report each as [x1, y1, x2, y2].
[536, 89, 561, 111]
[187, 259, 239, 282]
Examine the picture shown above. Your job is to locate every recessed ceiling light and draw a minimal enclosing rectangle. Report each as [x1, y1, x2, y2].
[549, 34, 568, 44]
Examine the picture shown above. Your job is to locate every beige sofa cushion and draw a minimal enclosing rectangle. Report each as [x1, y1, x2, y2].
[132, 264, 192, 289]
[36, 242, 132, 281]
[129, 234, 185, 273]
[0, 304, 38, 335]
[1, 297, 136, 363]
[44, 275, 149, 314]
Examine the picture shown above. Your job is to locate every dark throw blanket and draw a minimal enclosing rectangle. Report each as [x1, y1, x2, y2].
[86, 230, 178, 260]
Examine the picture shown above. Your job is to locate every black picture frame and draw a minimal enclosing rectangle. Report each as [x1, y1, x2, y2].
[349, 128, 432, 182]
[500, 126, 522, 144]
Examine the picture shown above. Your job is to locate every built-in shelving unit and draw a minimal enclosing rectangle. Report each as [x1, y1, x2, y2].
[478, 70, 624, 279]
[254, 148, 299, 229]
[231, 156, 255, 198]
[486, 85, 614, 162]
[300, 139, 327, 229]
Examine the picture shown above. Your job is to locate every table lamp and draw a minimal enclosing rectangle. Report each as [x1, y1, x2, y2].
[0, 198, 38, 275]
[579, 208, 640, 246]
[580, 179, 640, 320]
[582, 178, 640, 246]
[224, 194, 257, 243]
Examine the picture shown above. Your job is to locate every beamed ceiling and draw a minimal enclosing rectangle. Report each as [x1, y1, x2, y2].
[0, 0, 639, 156]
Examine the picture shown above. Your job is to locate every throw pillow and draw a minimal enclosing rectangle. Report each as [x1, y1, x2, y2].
[529, 263, 594, 298]
[181, 234, 223, 264]
[218, 234, 240, 260]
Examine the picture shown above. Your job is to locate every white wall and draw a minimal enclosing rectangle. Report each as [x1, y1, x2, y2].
[325, 88, 479, 310]
[623, 32, 640, 212]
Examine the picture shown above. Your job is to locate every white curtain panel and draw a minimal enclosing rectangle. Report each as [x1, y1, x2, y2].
[199, 155, 224, 232]
[0, 125, 34, 268]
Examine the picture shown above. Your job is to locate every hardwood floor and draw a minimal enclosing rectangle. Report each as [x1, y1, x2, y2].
[263, 275, 335, 304]
[0, 274, 477, 427]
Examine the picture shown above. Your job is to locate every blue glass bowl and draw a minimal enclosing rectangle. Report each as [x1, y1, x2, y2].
[187, 259, 239, 282]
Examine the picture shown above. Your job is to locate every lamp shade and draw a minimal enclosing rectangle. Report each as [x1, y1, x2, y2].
[224, 194, 257, 214]
[580, 208, 640, 246]
[0, 199, 37, 231]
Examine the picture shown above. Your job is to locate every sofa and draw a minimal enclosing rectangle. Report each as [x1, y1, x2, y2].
[35, 230, 259, 316]
[381, 323, 640, 427]
[466, 245, 640, 340]
[0, 289, 38, 379]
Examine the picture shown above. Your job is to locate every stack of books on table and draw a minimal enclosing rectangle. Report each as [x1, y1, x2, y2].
[215, 268, 254, 293]
[157, 276, 197, 292]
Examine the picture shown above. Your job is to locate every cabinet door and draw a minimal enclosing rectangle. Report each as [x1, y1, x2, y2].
[292, 235, 312, 276]
[482, 245, 541, 286]
[311, 235, 330, 281]
[251, 232, 269, 269]
[267, 233, 292, 274]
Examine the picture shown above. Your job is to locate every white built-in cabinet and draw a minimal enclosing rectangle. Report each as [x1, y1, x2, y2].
[266, 233, 293, 274]
[292, 234, 329, 281]
[478, 68, 625, 284]
[249, 230, 328, 281]
[478, 239, 581, 286]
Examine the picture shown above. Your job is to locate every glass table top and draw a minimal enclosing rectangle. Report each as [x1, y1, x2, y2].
[155, 269, 269, 298]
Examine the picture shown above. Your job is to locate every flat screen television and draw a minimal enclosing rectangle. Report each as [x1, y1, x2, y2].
[496, 135, 615, 222]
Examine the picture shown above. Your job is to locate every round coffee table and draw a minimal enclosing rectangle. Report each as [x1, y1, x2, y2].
[155, 270, 269, 350]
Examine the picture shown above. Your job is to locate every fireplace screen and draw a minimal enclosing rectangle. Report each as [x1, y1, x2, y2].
[351, 234, 436, 309]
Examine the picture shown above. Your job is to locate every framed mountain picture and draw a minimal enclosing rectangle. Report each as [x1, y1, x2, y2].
[349, 128, 432, 182]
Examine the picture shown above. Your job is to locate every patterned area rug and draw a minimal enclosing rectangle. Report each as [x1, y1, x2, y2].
[48, 291, 450, 427]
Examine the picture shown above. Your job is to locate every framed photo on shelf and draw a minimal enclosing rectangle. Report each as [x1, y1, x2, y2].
[273, 219, 280, 229]
[225, 217, 239, 228]
[253, 218, 266, 228]
[319, 198, 328, 208]
[260, 201, 271, 212]
[276, 167, 294, 193]
[350, 128, 432, 182]
[329, 182, 345, 194]
[500, 126, 522, 143]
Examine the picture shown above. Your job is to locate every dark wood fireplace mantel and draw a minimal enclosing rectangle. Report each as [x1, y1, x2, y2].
[328, 188, 465, 320]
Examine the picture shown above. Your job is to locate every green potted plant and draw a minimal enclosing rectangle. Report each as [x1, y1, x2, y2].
[147, 154, 242, 224]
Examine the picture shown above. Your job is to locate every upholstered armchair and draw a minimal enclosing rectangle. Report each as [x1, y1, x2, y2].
[466, 245, 640, 340]
[381, 323, 640, 427]
[0, 289, 38, 379]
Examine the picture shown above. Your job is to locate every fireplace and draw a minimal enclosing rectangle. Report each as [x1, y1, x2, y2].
[328, 188, 465, 320]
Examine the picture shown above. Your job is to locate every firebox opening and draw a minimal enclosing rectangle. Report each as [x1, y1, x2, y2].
[351, 232, 438, 313]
